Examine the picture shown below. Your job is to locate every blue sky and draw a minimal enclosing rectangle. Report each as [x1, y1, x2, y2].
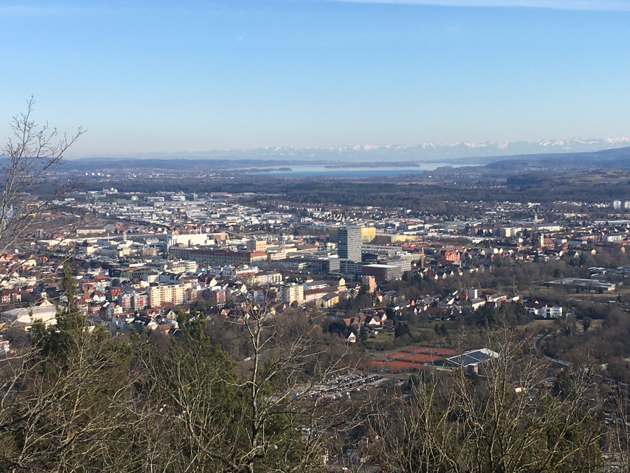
[1, 0, 629, 157]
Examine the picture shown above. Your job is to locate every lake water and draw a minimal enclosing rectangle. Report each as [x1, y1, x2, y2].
[253, 163, 462, 178]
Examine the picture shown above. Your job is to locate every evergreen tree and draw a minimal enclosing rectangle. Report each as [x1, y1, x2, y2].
[440, 324, 448, 336]
[395, 322, 410, 338]
[360, 325, 368, 343]
[2, 263, 135, 471]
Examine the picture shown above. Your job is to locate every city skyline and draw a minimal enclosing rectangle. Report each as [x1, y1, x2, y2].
[1, 0, 629, 157]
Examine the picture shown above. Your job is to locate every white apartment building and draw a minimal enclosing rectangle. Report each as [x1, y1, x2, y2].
[540, 306, 563, 319]
[283, 283, 304, 304]
[147, 284, 185, 308]
[168, 260, 198, 273]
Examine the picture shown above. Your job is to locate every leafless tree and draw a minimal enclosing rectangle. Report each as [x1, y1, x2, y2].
[0, 325, 139, 472]
[371, 328, 605, 473]
[136, 298, 369, 473]
[235, 304, 364, 473]
[0, 97, 84, 255]
[602, 387, 630, 473]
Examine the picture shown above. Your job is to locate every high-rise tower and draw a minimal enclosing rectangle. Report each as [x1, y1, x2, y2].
[338, 226, 362, 262]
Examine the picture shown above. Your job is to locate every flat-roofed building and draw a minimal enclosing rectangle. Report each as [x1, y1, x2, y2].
[1, 304, 57, 327]
[283, 283, 304, 304]
[361, 226, 376, 243]
[147, 285, 185, 308]
[170, 248, 266, 267]
[338, 226, 362, 262]
[362, 264, 402, 282]
[247, 239, 267, 252]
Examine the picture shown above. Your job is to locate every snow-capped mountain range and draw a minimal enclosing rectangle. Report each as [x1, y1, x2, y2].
[317, 138, 630, 162]
[104, 137, 630, 163]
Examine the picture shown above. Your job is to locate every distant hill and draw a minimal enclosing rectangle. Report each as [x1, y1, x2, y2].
[57, 158, 295, 172]
[4, 142, 630, 175]
[485, 146, 630, 172]
[64, 145, 630, 173]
